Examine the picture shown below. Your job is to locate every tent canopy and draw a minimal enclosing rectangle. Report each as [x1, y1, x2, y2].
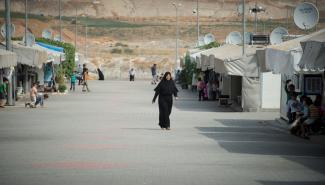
[0, 49, 17, 68]
[200, 44, 260, 77]
[35, 42, 65, 64]
[298, 29, 325, 70]
[0, 42, 48, 68]
[264, 29, 325, 75]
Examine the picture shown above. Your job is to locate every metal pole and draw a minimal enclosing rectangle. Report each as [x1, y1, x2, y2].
[25, 0, 28, 46]
[5, 0, 14, 106]
[242, 0, 246, 56]
[75, 7, 77, 50]
[59, 0, 62, 41]
[85, 24, 88, 61]
[176, 5, 179, 70]
[286, 7, 289, 30]
[315, 0, 318, 31]
[5, 0, 12, 51]
[197, 0, 199, 46]
[254, 3, 257, 34]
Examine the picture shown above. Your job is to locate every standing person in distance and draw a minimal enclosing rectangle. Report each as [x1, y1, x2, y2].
[152, 72, 179, 130]
[129, 68, 136, 81]
[70, 71, 77, 91]
[82, 68, 90, 92]
[151, 64, 157, 84]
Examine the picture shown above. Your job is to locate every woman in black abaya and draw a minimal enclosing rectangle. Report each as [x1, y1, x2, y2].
[152, 72, 178, 130]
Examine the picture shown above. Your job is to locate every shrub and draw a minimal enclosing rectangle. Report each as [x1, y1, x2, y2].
[124, 48, 134, 54]
[111, 48, 122, 54]
[58, 84, 67, 93]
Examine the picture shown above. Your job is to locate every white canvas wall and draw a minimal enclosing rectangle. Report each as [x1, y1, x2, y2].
[261, 72, 281, 109]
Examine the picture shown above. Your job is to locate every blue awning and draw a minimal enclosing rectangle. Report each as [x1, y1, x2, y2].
[36, 42, 64, 53]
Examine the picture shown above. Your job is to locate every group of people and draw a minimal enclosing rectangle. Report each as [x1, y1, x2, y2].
[196, 78, 220, 101]
[72, 64, 90, 92]
[285, 80, 325, 139]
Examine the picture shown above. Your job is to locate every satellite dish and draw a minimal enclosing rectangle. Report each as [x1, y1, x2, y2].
[42, 29, 52, 39]
[198, 36, 205, 47]
[294, 2, 319, 30]
[23, 32, 35, 47]
[1, 23, 15, 38]
[53, 35, 62, 42]
[226, 31, 242, 45]
[244, 32, 252, 44]
[204, 33, 215, 45]
[270, 27, 288, 45]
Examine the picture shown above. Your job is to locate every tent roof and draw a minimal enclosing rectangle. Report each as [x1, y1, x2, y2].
[0, 49, 17, 68]
[298, 29, 325, 70]
[34, 42, 65, 64]
[0, 42, 48, 68]
[267, 29, 325, 51]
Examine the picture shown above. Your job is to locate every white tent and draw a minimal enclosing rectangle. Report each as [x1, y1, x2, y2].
[199, 44, 260, 77]
[198, 44, 263, 111]
[0, 42, 48, 68]
[264, 29, 325, 75]
[0, 49, 17, 68]
[189, 50, 204, 69]
[299, 30, 325, 70]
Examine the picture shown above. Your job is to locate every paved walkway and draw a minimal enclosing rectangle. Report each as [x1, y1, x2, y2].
[1, 80, 325, 185]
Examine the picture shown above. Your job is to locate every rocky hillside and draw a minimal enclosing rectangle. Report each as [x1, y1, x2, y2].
[2, 0, 324, 20]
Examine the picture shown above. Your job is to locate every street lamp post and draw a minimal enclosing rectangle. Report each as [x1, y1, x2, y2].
[25, 0, 28, 46]
[242, 0, 246, 56]
[250, 3, 265, 34]
[172, 2, 181, 71]
[196, 0, 199, 46]
[5, 0, 14, 106]
[75, 7, 78, 50]
[59, 0, 62, 41]
[85, 24, 88, 61]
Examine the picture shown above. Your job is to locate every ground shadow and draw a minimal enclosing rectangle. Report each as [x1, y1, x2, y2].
[197, 119, 325, 175]
[257, 180, 325, 185]
[122, 128, 163, 131]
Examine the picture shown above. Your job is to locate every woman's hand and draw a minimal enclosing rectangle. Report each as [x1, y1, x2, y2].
[175, 97, 179, 100]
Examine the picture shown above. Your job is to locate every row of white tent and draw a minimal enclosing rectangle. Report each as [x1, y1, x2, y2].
[0, 41, 65, 99]
[190, 29, 325, 112]
[0, 41, 64, 69]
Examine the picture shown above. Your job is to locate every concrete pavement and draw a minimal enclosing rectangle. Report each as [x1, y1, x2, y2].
[0, 80, 325, 185]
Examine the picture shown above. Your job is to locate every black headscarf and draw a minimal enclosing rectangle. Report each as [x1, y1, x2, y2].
[154, 72, 178, 96]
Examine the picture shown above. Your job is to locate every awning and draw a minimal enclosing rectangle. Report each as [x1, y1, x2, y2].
[0, 42, 48, 68]
[200, 44, 259, 77]
[36, 42, 64, 53]
[264, 29, 325, 75]
[0, 49, 17, 68]
[298, 29, 325, 70]
[35, 42, 65, 64]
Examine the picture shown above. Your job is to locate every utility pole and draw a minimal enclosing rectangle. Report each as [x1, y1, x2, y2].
[172, 2, 181, 71]
[5, 0, 14, 106]
[25, 0, 28, 46]
[75, 7, 77, 51]
[254, 2, 257, 33]
[85, 24, 88, 61]
[196, 0, 199, 47]
[59, 0, 62, 41]
[242, 0, 246, 56]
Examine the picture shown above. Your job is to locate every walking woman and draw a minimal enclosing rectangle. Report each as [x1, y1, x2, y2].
[152, 72, 178, 130]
